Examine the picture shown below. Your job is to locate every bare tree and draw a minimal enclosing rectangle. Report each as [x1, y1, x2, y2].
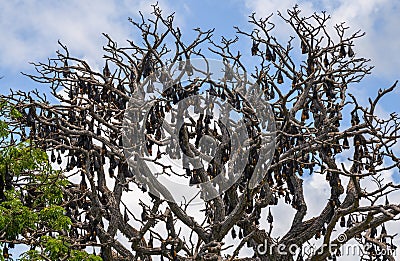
[2, 4, 400, 261]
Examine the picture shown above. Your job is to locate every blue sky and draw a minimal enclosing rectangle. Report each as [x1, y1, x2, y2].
[1, 0, 399, 259]
[1, 0, 398, 172]
[0, 0, 399, 115]
[0, 0, 399, 95]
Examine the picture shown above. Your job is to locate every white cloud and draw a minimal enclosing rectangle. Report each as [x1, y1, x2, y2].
[0, 0, 180, 73]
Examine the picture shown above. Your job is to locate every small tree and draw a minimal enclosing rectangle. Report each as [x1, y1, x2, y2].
[0, 99, 102, 260]
[2, 5, 400, 261]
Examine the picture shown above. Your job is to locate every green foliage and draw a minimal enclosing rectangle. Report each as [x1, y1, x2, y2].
[0, 100, 102, 260]
[0, 121, 7, 139]
[0, 191, 38, 240]
[39, 206, 72, 231]
[10, 108, 22, 119]
[0, 104, 8, 138]
[1, 142, 49, 178]
[20, 236, 102, 261]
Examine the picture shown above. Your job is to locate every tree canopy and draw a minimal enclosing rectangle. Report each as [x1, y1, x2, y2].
[1, 4, 399, 261]
[0, 100, 101, 260]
